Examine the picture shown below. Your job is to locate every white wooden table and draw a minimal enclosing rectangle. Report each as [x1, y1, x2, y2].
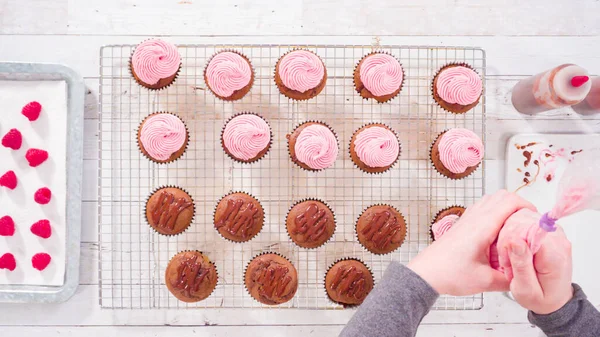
[1, 1, 599, 336]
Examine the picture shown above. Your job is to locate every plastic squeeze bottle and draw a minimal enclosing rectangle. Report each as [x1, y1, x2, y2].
[511, 64, 592, 114]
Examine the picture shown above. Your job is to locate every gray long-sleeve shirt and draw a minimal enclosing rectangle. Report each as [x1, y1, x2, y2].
[341, 262, 600, 337]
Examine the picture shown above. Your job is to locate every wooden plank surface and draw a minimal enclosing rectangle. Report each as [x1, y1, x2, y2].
[1, 0, 599, 335]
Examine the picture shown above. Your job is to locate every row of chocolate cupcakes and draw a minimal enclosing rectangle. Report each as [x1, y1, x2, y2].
[166, 250, 374, 307]
[129, 39, 484, 114]
[138, 112, 485, 179]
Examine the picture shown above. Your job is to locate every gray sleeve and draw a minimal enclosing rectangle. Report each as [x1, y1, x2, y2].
[528, 284, 600, 337]
[340, 261, 439, 337]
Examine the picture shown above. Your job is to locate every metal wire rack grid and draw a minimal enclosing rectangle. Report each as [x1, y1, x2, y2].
[98, 44, 486, 310]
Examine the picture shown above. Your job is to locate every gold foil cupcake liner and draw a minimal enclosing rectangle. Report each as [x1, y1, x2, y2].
[129, 39, 182, 91]
[220, 112, 273, 164]
[274, 48, 327, 101]
[429, 130, 482, 180]
[355, 204, 407, 255]
[323, 257, 375, 309]
[353, 51, 405, 104]
[137, 112, 190, 165]
[243, 252, 298, 306]
[349, 122, 401, 175]
[286, 120, 340, 172]
[429, 205, 466, 242]
[144, 185, 196, 237]
[203, 49, 255, 101]
[165, 250, 219, 302]
[285, 198, 337, 249]
[212, 191, 265, 243]
[431, 62, 482, 114]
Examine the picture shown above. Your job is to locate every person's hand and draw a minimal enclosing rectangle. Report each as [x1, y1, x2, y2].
[407, 190, 536, 296]
[508, 227, 574, 315]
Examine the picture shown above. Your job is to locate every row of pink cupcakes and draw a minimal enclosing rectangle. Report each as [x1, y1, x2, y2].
[137, 112, 484, 179]
[130, 39, 483, 113]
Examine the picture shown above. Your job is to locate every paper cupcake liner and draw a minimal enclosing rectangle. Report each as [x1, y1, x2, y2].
[349, 123, 401, 175]
[287, 120, 340, 172]
[220, 112, 273, 164]
[429, 205, 466, 242]
[144, 185, 196, 237]
[323, 257, 375, 309]
[129, 39, 182, 91]
[243, 252, 298, 305]
[429, 130, 482, 180]
[203, 49, 255, 101]
[212, 191, 265, 243]
[274, 48, 327, 101]
[285, 198, 337, 249]
[355, 204, 407, 255]
[431, 62, 482, 114]
[166, 250, 219, 301]
[137, 112, 190, 165]
[353, 51, 405, 104]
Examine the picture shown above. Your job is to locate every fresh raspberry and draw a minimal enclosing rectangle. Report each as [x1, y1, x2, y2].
[0, 171, 17, 190]
[1, 129, 22, 150]
[26, 148, 49, 167]
[30, 219, 52, 239]
[22, 101, 42, 121]
[34, 187, 52, 204]
[0, 216, 15, 236]
[0, 253, 16, 271]
[32, 253, 51, 271]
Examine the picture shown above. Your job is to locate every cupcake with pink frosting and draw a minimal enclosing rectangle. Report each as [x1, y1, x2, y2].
[204, 50, 254, 101]
[432, 64, 483, 114]
[221, 112, 272, 163]
[287, 121, 338, 171]
[137, 112, 189, 164]
[130, 39, 181, 90]
[354, 52, 404, 103]
[430, 128, 484, 179]
[275, 49, 327, 101]
[350, 123, 400, 174]
[430, 206, 466, 241]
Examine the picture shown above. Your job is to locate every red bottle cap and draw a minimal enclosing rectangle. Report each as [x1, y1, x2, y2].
[571, 76, 590, 88]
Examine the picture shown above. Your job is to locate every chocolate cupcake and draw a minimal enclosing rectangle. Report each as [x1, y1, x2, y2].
[244, 253, 298, 305]
[350, 123, 400, 174]
[432, 63, 483, 114]
[165, 251, 218, 303]
[430, 128, 484, 179]
[204, 50, 254, 101]
[274, 49, 327, 101]
[354, 52, 404, 103]
[137, 112, 189, 164]
[325, 258, 374, 306]
[213, 192, 264, 242]
[356, 205, 407, 255]
[130, 39, 181, 90]
[287, 121, 338, 171]
[221, 113, 271, 163]
[430, 206, 466, 241]
[145, 186, 195, 236]
[286, 199, 335, 249]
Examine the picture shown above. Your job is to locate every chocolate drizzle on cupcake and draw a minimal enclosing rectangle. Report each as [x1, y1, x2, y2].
[330, 265, 369, 301]
[150, 190, 193, 231]
[361, 209, 403, 250]
[165, 251, 218, 303]
[214, 192, 264, 242]
[286, 199, 336, 249]
[356, 205, 407, 255]
[244, 253, 298, 305]
[293, 203, 329, 241]
[172, 253, 211, 297]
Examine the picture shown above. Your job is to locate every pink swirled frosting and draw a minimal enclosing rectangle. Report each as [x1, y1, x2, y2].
[223, 114, 270, 161]
[438, 128, 484, 174]
[359, 54, 403, 96]
[435, 66, 482, 105]
[432, 214, 460, 240]
[295, 124, 338, 170]
[140, 114, 186, 161]
[206, 52, 252, 97]
[354, 126, 399, 168]
[278, 50, 325, 93]
[131, 40, 181, 85]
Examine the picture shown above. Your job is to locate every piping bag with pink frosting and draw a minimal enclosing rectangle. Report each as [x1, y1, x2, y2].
[493, 149, 600, 271]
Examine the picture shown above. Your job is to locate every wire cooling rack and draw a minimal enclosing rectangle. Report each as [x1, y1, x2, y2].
[98, 44, 486, 310]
